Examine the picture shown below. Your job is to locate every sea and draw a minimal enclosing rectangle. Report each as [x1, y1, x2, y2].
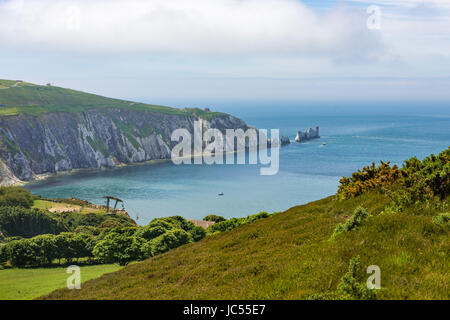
[26, 101, 450, 225]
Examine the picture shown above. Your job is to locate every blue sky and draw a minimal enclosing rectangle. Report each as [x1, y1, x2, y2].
[1, 0, 449, 105]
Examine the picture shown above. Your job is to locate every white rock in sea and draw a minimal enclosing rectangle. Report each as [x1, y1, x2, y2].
[295, 126, 320, 143]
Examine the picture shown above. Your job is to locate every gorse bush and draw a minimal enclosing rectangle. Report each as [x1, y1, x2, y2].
[337, 256, 376, 300]
[332, 207, 369, 239]
[337, 147, 449, 203]
[0, 187, 34, 208]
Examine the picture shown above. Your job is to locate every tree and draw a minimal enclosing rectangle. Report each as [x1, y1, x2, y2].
[203, 215, 226, 223]
[93, 233, 146, 266]
[31, 234, 58, 265]
[0, 187, 34, 208]
[151, 229, 192, 256]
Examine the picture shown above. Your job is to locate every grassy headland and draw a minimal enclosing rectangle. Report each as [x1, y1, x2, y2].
[0, 79, 224, 119]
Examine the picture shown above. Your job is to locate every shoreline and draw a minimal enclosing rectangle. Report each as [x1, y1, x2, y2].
[22, 148, 247, 188]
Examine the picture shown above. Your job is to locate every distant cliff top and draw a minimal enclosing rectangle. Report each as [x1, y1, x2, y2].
[0, 79, 224, 119]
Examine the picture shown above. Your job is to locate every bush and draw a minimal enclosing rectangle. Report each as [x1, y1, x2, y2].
[99, 219, 124, 229]
[150, 229, 192, 256]
[203, 215, 226, 223]
[337, 256, 376, 300]
[332, 207, 369, 239]
[433, 213, 450, 228]
[93, 233, 146, 266]
[148, 216, 195, 232]
[31, 234, 58, 265]
[54, 233, 93, 263]
[4, 239, 41, 267]
[74, 225, 101, 236]
[189, 226, 206, 242]
[0, 187, 34, 208]
[57, 212, 135, 231]
[134, 226, 166, 241]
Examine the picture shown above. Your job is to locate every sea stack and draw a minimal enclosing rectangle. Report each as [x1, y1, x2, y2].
[280, 136, 290, 146]
[294, 126, 320, 143]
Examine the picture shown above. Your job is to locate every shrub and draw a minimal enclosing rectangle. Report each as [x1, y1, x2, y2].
[150, 229, 192, 256]
[337, 256, 376, 300]
[134, 226, 166, 241]
[99, 219, 124, 229]
[31, 234, 58, 265]
[0, 187, 34, 208]
[332, 207, 369, 239]
[74, 225, 101, 236]
[93, 233, 146, 266]
[189, 226, 206, 242]
[4, 239, 41, 267]
[432, 213, 450, 228]
[203, 215, 226, 223]
[149, 216, 195, 232]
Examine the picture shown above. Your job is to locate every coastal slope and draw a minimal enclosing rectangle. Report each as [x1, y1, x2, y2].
[0, 80, 247, 185]
[41, 191, 449, 300]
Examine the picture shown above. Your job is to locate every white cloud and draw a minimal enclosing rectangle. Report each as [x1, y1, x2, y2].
[0, 0, 382, 60]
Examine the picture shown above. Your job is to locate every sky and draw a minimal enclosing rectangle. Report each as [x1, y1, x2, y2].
[1, 0, 450, 106]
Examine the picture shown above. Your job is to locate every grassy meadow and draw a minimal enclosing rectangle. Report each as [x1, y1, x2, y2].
[0, 264, 122, 300]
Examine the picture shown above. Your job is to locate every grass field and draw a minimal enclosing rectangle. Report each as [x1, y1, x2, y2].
[41, 192, 449, 300]
[0, 264, 122, 300]
[33, 199, 106, 214]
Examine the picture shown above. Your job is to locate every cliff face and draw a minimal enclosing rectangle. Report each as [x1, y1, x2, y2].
[0, 108, 247, 185]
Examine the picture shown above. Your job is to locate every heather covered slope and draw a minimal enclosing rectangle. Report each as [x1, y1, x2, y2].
[42, 191, 449, 300]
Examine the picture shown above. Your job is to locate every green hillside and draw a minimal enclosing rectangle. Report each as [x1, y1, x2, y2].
[0, 79, 222, 119]
[42, 148, 449, 300]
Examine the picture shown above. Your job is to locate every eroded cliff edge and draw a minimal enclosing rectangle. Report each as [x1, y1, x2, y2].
[0, 108, 247, 185]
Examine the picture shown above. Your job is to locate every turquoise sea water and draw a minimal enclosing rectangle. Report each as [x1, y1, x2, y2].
[27, 102, 450, 225]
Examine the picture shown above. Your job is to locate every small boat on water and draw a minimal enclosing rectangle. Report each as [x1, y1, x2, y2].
[218, 192, 224, 196]
[322, 142, 327, 146]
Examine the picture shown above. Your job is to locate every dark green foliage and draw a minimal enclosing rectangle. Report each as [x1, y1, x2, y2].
[149, 216, 195, 232]
[74, 225, 101, 236]
[149, 229, 192, 256]
[0, 206, 66, 238]
[99, 219, 124, 229]
[134, 226, 166, 241]
[332, 207, 369, 239]
[57, 212, 134, 231]
[0, 244, 7, 264]
[2, 232, 97, 267]
[189, 226, 206, 242]
[0, 187, 34, 208]
[207, 212, 271, 234]
[4, 239, 41, 267]
[93, 233, 146, 266]
[203, 214, 226, 223]
[31, 234, 58, 265]
[54, 233, 95, 263]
